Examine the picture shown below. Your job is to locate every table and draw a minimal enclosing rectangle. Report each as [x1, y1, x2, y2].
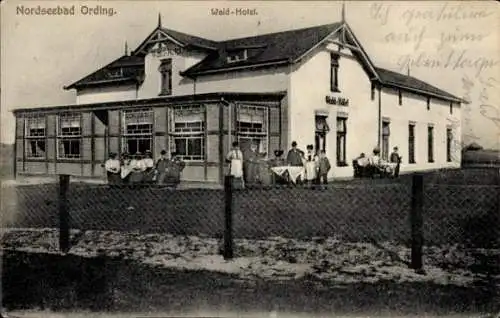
[270, 166, 305, 184]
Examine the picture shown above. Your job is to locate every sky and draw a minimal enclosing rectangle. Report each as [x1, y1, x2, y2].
[1, 0, 499, 149]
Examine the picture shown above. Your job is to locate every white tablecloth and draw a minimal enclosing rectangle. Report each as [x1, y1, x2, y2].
[271, 166, 305, 184]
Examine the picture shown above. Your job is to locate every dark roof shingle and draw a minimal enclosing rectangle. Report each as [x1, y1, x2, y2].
[375, 67, 462, 101]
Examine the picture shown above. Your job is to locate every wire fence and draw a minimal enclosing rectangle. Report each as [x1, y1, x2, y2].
[1, 168, 499, 264]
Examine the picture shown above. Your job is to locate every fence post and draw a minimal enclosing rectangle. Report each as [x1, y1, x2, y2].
[223, 175, 234, 260]
[410, 174, 424, 272]
[59, 174, 70, 253]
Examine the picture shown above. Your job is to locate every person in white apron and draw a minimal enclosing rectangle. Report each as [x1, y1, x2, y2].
[303, 144, 318, 187]
[226, 141, 245, 190]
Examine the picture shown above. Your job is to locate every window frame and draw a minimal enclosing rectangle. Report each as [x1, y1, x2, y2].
[56, 112, 82, 160]
[227, 49, 248, 63]
[330, 53, 340, 93]
[121, 108, 154, 155]
[381, 121, 390, 161]
[159, 58, 172, 95]
[236, 104, 269, 155]
[169, 105, 206, 162]
[427, 125, 434, 163]
[446, 127, 453, 162]
[336, 117, 347, 166]
[24, 114, 47, 159]
[408, 123, 416, 164]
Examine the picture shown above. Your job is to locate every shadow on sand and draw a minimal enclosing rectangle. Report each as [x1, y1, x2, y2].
[2, 250, 499, 315]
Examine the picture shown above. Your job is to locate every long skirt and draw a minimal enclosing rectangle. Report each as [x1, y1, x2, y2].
[129, 171, 144, 184]
[107, 172, 121, 185]
[142, 168, 156, 183]
[231, 176, 245, 190]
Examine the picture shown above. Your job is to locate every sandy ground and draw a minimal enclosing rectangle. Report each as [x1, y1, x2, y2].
[2, 228, 498, 287]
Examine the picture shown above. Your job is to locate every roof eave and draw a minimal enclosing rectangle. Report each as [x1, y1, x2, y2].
[64, 77, 142, 91]
[181, 59, 291, 77]
[381, 81, 463, 103]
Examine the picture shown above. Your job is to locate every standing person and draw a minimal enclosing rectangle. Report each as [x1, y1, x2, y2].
[226, 141, 245, 190]
[316, 150, 331, 188]
[243, 141, 259, 186]
[286, 141, 305, 185]
[286, 141, 304, 166]
[168, 152, 186, 188]
[120, 152, 132, 184]
[129, 152, 146, 184]
[142, 150, 155, 183]
[390, 146, 402, 178]
[155, 150, 169, 185]
[304, 144, 318, 187]
[104, 152, 121, 186]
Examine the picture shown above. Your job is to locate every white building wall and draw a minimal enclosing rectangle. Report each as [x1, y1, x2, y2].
[289, 42, 378, 179]
[76, 85, 137, 104]
[381, 88, 461, 173]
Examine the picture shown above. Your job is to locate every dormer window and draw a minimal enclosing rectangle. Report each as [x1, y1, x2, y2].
[330, 53, 340, 92]
[107, 68, 123, 78]
[159, 58, 172, 95]
[227, 49, 247, 63]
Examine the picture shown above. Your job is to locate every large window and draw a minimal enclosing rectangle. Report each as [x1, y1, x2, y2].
[408, 123, 415, 164]
[382, 121, 390, 161]
[330, 53, 340, 92]
[446, 127, 453, 162]
[236, 105, 268, 154]
[336, 117, 347, 166]
[25, 115, 46, 158]
[428, 125, 434, 163]
[122, 109, 153, 155]
[170, 105, 205, 161]
[57, 113, 82, 159]
[159, 59, 172, 95]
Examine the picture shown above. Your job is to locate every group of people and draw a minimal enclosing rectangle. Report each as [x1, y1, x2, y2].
[104, 150, 185, 186]
[354, 146, 402, 178]
[285, 141, 332, 186]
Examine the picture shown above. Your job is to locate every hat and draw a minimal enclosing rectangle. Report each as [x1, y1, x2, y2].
[145, 150, 152, 154]
[291, 141, 297, 147]
[306, 144, 313, 150]
[160, 150, 167, 155]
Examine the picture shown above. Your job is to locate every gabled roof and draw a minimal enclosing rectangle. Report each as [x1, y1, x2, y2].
[65, 21, 463, 103]
[132, 26, 219, 55]
[64, 55, 145, 90]
[375, 67, 463, 102]
[181, 22, 343, 76]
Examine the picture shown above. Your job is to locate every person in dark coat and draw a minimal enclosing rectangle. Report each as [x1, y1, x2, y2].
[165, 152, 185, 188]
[316, 150, 331, 188]
[390, 146, 402, 178]
[155, 150, 169, 185]
[286, 141, 304, 167]
[243, 141, 260, 185]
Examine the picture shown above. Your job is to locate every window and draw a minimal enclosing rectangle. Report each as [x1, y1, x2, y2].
[398, 90, 402, 105]
[122, 109, 153, 155]
[336, 117, 347, 166]
[315, 115, 330, 152]
[159, 59, 172, 95]
[382, 121, 390, 161]
[57, 113, 82, 159]
[107, 68, 123, 78]
[25, 115, 46, 158]
[227, 49, 247, 63]
[170, 105, 205, 161]
[408, 123, 415, 164]
[237, 105, 268, 154]
[330, 53, 340, 92]
[446, 128, 453, 162]
[449, 102, 453, 114]
[428, 125, 434, 163]
[427, 97, 430, 110]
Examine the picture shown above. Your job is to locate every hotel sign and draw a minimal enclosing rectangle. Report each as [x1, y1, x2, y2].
[325, 96, 349, 106]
